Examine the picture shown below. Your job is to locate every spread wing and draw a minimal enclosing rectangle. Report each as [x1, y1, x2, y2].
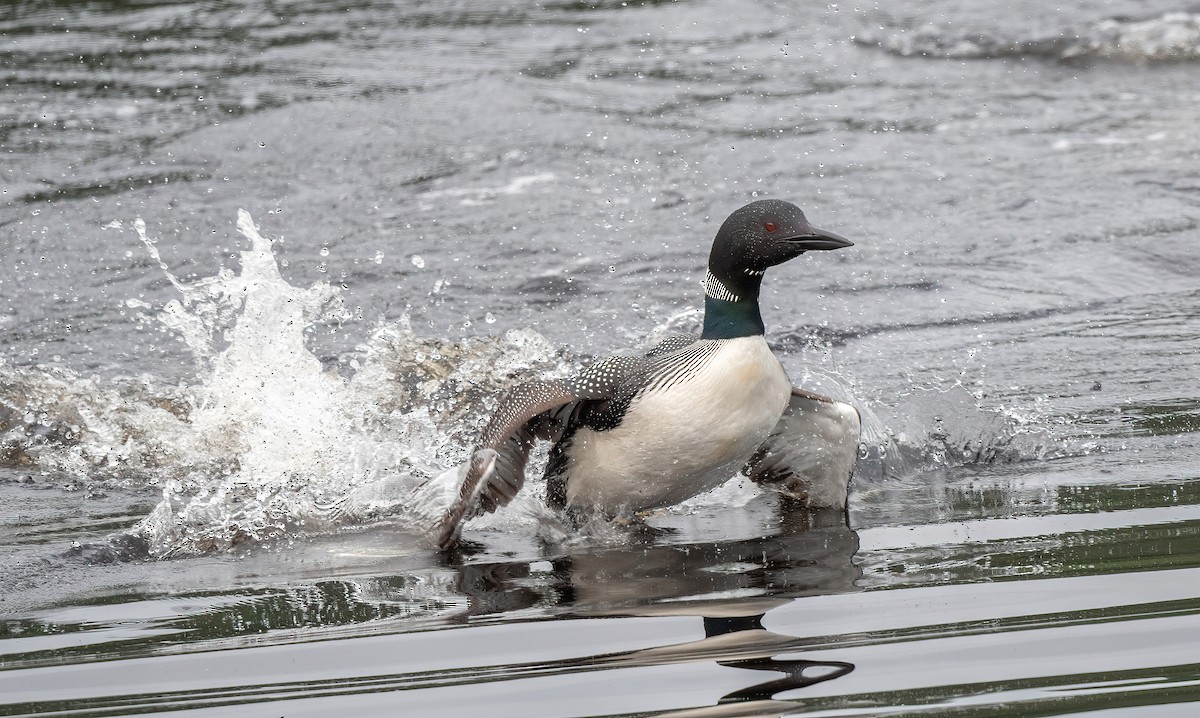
[432, 379, 579, 549]
[743, 388, 861, 509]
[432, 356, 642, 550]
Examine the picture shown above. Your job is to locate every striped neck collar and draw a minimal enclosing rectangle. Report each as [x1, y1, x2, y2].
[701, 268, 766, 339]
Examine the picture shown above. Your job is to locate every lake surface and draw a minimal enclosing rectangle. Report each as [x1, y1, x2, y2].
[2, 0, 1199, 715]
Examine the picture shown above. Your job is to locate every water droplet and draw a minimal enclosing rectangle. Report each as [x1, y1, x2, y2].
[411, 255, 425, 268]
[373, 251, 384, 264]
[485, 312, 496, 324]
[319, 247, 330, 257]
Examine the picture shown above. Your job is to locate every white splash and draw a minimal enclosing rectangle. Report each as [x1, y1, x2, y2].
[118, 210, 573, 556]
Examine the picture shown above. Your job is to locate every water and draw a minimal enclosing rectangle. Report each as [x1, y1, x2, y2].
[2, 0, 1199, 715]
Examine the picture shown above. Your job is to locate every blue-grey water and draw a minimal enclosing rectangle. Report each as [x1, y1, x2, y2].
[2, 1, 1200, 715]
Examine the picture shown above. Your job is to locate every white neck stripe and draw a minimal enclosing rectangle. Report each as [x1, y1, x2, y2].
[704, 270, 741, 302]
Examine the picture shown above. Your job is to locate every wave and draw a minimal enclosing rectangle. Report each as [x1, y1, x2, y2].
[856, 12, 1200, 63]
[853, 385, 1069, 484]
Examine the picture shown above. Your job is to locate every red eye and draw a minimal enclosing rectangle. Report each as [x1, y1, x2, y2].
[764, 222, 777, 233]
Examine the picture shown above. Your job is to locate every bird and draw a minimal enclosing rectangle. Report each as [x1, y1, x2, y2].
[433, 199, 861, 550]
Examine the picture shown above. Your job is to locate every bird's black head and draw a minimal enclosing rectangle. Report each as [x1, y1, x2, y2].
[701, 199, 853, 340]
[708, 199, 853, 279]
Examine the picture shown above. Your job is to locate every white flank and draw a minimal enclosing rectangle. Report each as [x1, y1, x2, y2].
[564, 336, 791, 512]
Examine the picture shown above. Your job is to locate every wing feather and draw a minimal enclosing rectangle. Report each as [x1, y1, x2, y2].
[743, 388, 861, 509]
[433, 354, 649, 549]
[433, 379, 580, 549]
[433, 337, 736, 548]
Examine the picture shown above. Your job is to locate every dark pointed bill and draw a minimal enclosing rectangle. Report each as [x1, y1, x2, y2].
[785, 226, 854, 251]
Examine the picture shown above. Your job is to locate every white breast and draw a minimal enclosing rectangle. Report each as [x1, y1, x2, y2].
[564, 336, 791, 513]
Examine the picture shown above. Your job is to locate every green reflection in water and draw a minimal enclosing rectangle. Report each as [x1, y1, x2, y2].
[0, 575, 459, 668]
[1056, 480, 1200, 514]
[861, 518, 1200, 587]
[1124, 400, 1200, 437]
[790, 662, 1200, 718]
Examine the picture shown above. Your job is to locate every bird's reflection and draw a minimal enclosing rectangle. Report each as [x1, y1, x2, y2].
[448, 500, 860, 714]
[704, 614, 854, 704]
[452, 502, 859, 612]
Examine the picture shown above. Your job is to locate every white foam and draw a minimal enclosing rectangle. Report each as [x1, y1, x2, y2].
[119, 211, 573, 555]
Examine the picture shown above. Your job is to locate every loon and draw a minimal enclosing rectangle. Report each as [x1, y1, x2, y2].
[434, 199, 861, 549]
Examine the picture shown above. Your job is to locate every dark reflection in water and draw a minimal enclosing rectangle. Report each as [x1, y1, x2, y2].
[583, 611, 857, 718]
[2, 506, 864, 715]
[1, 503, 860, 663]
[5, 496, 1200, 715]
[450, 506, 860, 619]
[705, 614, 855, 704]
[438, 505, 862, 714]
